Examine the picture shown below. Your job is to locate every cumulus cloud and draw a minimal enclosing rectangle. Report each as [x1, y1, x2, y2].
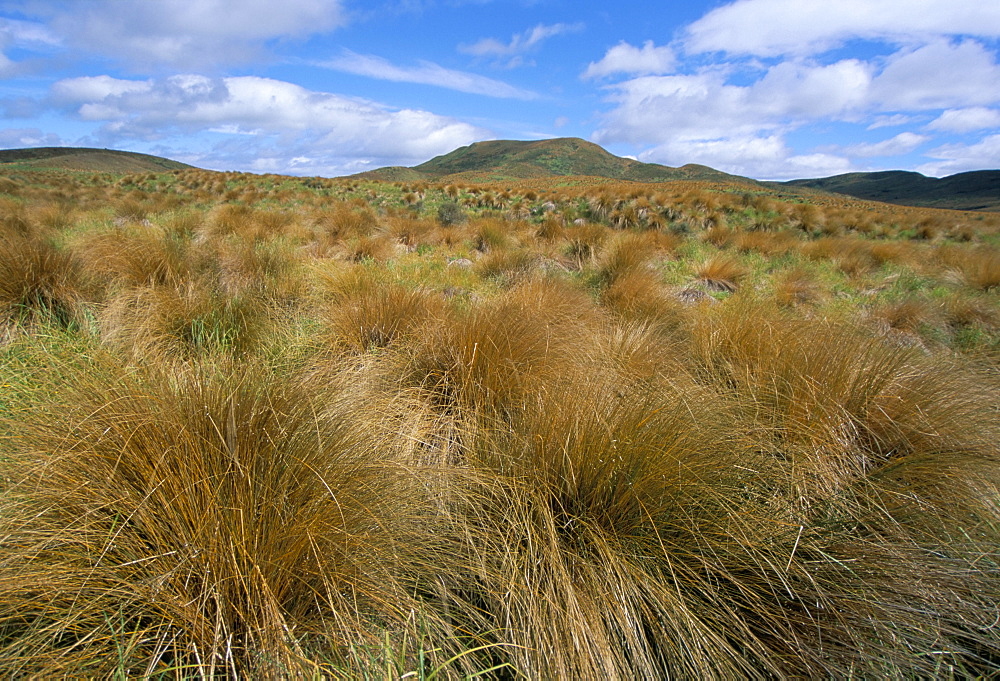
[48, 74, 489, 173]
[685, 0, 1000, 57]
[0, 17, 60, 77]
[594, 57, 875, 149]
[916, 134, 1000, 176]
[320, 50, 536, 99]
[846, 131, 929, 157]
[867, 114, 916, 129]
[927, 107, 1000, 133]
[871, 40, 1000, 110]
[39, 0, 345, 69]
[592, 2, 1000, 180]
[459, 22, 583, 62]
[582, 41, 675, 80]
[637, 134, 853, 180]
[0, 127, 63, 147]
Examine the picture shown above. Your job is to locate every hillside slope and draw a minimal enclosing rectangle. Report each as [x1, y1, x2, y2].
[782, 170, 1000, 211]
[0, 147, 194, 173]
[353, 138, 757, 185]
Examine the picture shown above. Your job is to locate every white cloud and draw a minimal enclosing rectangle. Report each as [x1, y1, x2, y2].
[637, 134, 853, 180]
[594, 58, 874, 149]
[0, 127, 63, 147]
[48, 74, 490, 173]
[460, 22, 583, 59]
[594, 73, 759, 145]
[871, 40, 1000, 110]
[867, 113, 915, 129]
[916, 134, 1000, 176]
[0, 17, 60, 51]
[751, 58, 872, 118]
[685, 0, 1000, 57]
[846, 131, 929, 157]
[582, 41, 676, 80]
[51, 75, 153, 104]
[0, 17, 60, 77]
[593, 16, 1000, 180]
[42, 0, 345, 69]
[320, 50, 536, 99]
[927, 107, 1000, 133]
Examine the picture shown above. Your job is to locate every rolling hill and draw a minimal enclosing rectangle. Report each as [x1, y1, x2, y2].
[0, 147, 194, 173]
[352, 138, 757, 185]
[781, 170, 1000, 212]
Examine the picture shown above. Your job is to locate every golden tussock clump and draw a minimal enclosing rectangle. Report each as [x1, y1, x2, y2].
[0, 227, 88, 332]
[0, 351, 460, 677]
[692, 254, 748, 292]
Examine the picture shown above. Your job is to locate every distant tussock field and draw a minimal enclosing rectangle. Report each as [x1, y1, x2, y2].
[0, 164, 999, 677]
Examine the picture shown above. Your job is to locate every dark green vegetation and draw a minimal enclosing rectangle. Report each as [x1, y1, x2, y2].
[0, 147, 194, 173]
[355, 137, 754, 185]
[783, 169, 1000, 212]
[1, 160, 1000, 677]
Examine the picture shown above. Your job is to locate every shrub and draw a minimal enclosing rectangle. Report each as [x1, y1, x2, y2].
[436, 200, 466, 227]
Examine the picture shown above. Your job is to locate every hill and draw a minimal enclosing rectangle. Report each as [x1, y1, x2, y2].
[781, 170, 1000, 212]
[352, 138, 758, 185]
[0, 147, 194, 173]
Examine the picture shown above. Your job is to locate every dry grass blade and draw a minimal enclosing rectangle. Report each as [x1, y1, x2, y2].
[0, 229, 87, 332]
[0, 351, 456, 676]
[692, 255, 747, 292]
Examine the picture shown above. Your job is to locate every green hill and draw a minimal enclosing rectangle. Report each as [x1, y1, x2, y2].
[0, 147, 194, 173]
[781, 170, 1000, 211]
[352, 138, 756, 185]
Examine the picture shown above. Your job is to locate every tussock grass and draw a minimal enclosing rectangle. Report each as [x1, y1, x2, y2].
[594, 231, 662, 288]
[952, 247, 1000, 291]
[317, 279, 445, 355]
[470, 217, 510, 253]
[99, 281, 270, 360]
[942, 291, 998, 331]
[870, 295, 941, 336]
[689, 299, 1000, 507]
[379, 278, 595, 432]
[692, 254, 748, 292]
[0, 350, 455, 677]
[774, 266, 825, 308]
[446, 378, 786, 679]
[211, 237, 306, 305]
[74, 224, 189, 291]
[0, 228, 87, 332]
[3, 167, 1000, 676]
[472, 248, 538, 285]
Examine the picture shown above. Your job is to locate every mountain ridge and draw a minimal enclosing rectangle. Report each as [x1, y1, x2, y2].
[780, 169, 1000, 211]
[3, 142, 998, 212]
[0, 147, 194, 173]
[351, 138, 759, 185]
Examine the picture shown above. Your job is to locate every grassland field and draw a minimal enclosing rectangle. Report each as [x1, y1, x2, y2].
[1, 164, 999, 677]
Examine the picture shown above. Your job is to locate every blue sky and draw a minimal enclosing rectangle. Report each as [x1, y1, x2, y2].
[1, 0, 999, 180]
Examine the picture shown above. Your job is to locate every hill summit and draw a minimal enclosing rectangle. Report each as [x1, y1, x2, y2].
[0, 147, 193, 173]
[353, 137, 752, 184]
